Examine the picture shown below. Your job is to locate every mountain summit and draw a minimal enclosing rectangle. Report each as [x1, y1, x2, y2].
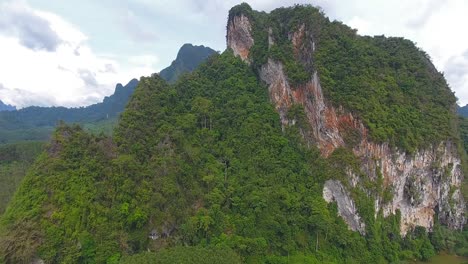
[159, 43, 217, 83]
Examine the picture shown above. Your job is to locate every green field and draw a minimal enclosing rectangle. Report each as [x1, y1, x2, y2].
[413, 254, 468, 264]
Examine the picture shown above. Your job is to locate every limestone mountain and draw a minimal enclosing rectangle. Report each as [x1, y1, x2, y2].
[227, 3, 465, 234]
[0, 101, 15, 112]
[0, 4, 466, 264]
[159, 43, 217, 83]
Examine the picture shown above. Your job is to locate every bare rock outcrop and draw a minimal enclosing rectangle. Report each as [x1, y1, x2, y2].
[227, 14, 254, 63]
[323, 180, 366, 234]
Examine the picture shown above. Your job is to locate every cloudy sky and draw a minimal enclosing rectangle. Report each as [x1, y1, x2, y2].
[0, 0, 467, 108]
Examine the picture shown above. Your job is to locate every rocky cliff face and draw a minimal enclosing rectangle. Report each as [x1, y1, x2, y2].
[227, 14, 466, 235]
[323, 180, 366, 234]
[227, 14, 254, 63]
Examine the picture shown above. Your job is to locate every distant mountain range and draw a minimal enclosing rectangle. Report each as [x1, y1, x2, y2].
[0, 43, 216, 144]
[0, 79, 139, 131]
[458, 104, 468, 117]
[0, 101, 16, 112]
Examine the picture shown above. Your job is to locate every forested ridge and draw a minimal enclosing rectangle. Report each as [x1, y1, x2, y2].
[0, 3, 467, 264]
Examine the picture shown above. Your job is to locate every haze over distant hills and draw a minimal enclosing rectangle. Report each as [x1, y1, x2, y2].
[0, 100, 15, 112]
[0, 44, 216, 144]
[459, 104, 468, 117]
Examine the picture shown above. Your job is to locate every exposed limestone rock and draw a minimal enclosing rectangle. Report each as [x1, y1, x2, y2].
[259, 59, 345, 156]
[259, 59, 293, 126]
[227, 13, 466, 236]
[290, 24, 315, 70]
[290, 24, 305, 55]
[365, 142, 467, 235]
[227, 14, 254, 63]
[323, 180, 366, 234]
[268, 27, 274, 48]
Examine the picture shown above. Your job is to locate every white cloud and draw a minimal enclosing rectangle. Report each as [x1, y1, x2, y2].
[444, 50, 468, 106]
[347, 16, 370, 35]
[0, 0, 62, 51]
[0, 83, 56, 107]
[0, 0, 158, 108]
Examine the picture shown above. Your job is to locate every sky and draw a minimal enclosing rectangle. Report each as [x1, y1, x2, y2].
[0, 0, 467, 108]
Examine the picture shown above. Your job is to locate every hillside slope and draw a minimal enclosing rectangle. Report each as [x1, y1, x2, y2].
[0, 141, 44, 215]
[0, 4, 466, 264]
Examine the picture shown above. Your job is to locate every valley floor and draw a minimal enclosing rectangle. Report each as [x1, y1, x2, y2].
[411, 253, 468, 264]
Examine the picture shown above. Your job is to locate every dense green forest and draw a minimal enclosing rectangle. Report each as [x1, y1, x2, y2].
[1, 50, 465, 264]
[0, 141, 44, 215]
[0, 4, 466, 264]
[461, 118, 468, 154]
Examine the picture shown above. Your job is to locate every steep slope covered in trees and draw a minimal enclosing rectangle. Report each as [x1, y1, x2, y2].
[0, 141, 44, 215]
[0, 4, 467, 264]
[461, 118, 468, 154]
